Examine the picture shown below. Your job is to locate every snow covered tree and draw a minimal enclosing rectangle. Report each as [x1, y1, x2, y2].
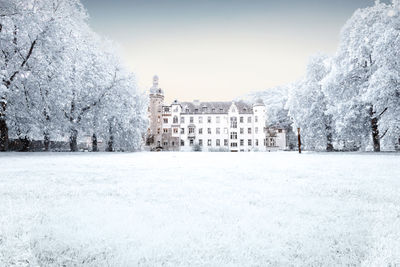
[0, 0, 88, 150]
[1, 0, 147, 152]
[241, 85, 297, 149]
[287, 54, 334, 151]
[323, 0, 400, 151]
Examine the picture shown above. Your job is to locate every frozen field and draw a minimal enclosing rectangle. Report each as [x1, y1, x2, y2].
[1, 152, 400, 266]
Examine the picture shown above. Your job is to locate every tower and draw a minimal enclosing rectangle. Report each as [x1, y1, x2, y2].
[146, 75, 164, 150]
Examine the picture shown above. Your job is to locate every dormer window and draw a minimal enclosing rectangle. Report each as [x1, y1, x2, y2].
[186, 108, 189, 113]
[202, 106, 207, 112]
[212, 108, 215, 113]
[195, 109, 199, 113]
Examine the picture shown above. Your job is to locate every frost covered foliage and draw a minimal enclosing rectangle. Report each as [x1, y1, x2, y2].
[321, 0, 400, 151]
[241, 85, 298, 149]
[0, 0, 147, 152]
[273, 0, 400, 152]
[243, 85, 291, 129]
[287, 54, 334, 151]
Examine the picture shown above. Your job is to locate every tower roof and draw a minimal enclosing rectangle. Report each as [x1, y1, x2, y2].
[150, 75, 163, 95]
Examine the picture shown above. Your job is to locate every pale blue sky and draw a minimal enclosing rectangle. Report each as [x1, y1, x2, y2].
[81, 0, 385, 102]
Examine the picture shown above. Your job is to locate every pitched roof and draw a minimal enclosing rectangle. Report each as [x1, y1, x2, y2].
[179, 101, 253, 114]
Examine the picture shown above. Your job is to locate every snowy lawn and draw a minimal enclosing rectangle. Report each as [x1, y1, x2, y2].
[1, 152, 400, 266]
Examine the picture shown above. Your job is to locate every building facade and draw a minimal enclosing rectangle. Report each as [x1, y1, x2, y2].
[146, 76, 287, 152]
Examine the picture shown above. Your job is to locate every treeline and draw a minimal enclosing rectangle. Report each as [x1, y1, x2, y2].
[0, 0, 147, 152]
[245, 1, 400, 152]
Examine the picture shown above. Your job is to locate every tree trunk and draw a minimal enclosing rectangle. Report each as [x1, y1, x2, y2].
[0, 118, 8, 152]
[326, 124, 334, 152]
[20, 136, 30, 152]
[107, 122, 113, 152]
[297, 127, 302, 154]
[44, 132, 50, 151]
[107, 136, 113, 152]
[69, 128, 78, 152]
[92, 133, 98, 152]
[369, 106, 380, 152]
[0, 96, 8, 151]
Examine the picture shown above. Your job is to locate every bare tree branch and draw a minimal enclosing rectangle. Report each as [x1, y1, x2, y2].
[380, 128, 389, 139]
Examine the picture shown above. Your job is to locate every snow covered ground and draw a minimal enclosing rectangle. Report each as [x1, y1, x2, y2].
[1, 152, 400, 266]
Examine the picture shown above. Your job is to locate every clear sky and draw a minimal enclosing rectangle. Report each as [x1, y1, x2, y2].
[80, 0, 384, 103]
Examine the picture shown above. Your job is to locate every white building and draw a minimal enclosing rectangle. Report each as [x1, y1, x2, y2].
[146, 76, 287, 152]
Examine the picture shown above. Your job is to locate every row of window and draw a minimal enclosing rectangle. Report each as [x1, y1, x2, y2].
[165, 106, 258, 114]
[158, 127, 275, 135]
[160, 138, 276, 148]
[174, 127, 260, 135]
[164, 116, 259, 124]
[177, 138, 275, 147]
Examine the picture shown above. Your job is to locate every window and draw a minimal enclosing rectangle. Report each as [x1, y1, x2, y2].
[173, 116, 178, 124]
[216, 139, 220, 146]
[181, 128, 185, 134]
[248, 128, 252, 134]
[208, 139, 212, 146]
[186, 108, 189, 113]
[255, 116, 258, 123]
[247, 117, 252, 123]
[230, 132, 237, 140]
[216, 128, 220, 134]
[270, 138, 275, 147]
[230, 117, 237, 128]
[256, 139, 259, 146]
[172, 141, 175, 146]
[164, 107, 170, 112]
[199, 139, 203, 146]
[157, 128, 160, 134]
[240, 128, 244, 134]
[181, 140, 185, 146]
[163, 118, 168, 124]
[199, 117, 203, 123]
[163, 141, 168, 146]
[240, 139, 244, 146]
[181, 117, 185, 123]
[203, 106, 207, 113]
[240, 117, 244, 123]
[190, 139, 194, 146]
[208, 128, 211, 134]
[189, 127, 195, 134]
[248, 139, 252, 146]
[224, 128, 228, 134]
[163, 129, 168, 133]
[278, 129, 282, 133]
[224, 139, 228, 146]
[195, 109, 199, 113]
[207, 116, 212, 123]
[212, 108, 215, 113]
[216, 116, 220, 123]
[199, 128, 203, 134]
[190, 117, 194, 123]
[173, 128, 178, 134]
[255, 127, 258, 134]
[231, 143, 238, 147]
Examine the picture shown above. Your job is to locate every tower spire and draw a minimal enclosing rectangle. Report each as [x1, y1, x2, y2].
[150, 75, 163, 95]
